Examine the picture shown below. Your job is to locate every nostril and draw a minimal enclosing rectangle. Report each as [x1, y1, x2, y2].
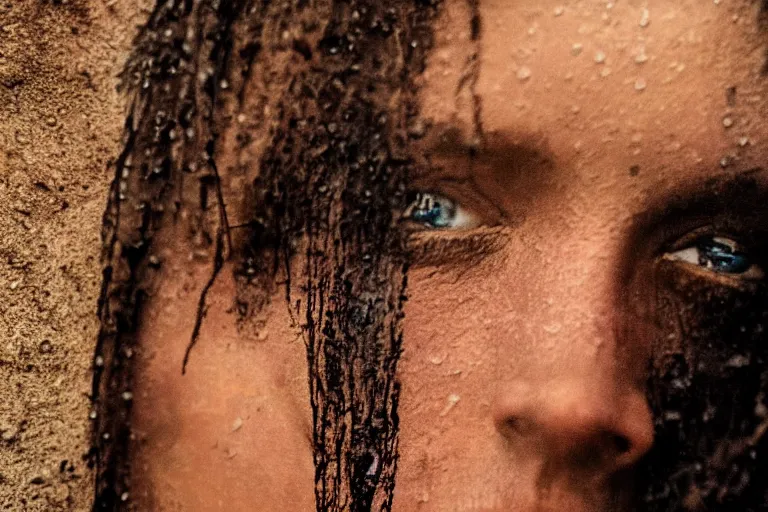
[502, 417, 536, 437]
[612, 434, 631, 455]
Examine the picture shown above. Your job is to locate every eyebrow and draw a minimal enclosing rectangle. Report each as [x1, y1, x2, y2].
[642, 168, 768, 228]
[416, 122, 556, 185]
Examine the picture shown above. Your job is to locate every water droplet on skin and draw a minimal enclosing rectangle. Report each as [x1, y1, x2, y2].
[634, 78, 647, 91]
[122, 391, 133, 401]
[639, 8, 650, 28]
[554, 6, 565, 16]
[594, 50, 606, 64]
[726, 354, 750, 368]
[429, 354, 445, 365]
[723, 116, 734, 128]
[440, 394, 461, 417]
[94, 356, 104, 367]
[571, 43, 583, 56]
[670, 378, 688, 390]
[232, 417, 243, 432]
[739, 136, 750, 147]
[364, 453, 380, 477]
[516, 66, 532, 81]
[120, 492, 129, 502]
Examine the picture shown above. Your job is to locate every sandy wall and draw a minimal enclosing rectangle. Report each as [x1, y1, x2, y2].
[0, 1, 142, 509]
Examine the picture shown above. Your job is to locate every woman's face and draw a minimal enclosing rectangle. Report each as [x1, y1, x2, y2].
[130, 1, 768, 510]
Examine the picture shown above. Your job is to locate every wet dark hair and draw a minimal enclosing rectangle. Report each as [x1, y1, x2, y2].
[90, 0, 439, 509]
[91, 1, 768, 511]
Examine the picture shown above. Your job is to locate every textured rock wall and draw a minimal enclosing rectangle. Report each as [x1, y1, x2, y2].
[0, 1, 141, 509]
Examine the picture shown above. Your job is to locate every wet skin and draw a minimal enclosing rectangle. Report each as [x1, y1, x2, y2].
[131, 1, 768, 510]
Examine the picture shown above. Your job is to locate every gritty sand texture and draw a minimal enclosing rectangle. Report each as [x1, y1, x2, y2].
[0, 1, 143, 509]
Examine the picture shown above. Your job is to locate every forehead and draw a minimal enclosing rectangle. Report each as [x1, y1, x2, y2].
[419, 0, 768, 186]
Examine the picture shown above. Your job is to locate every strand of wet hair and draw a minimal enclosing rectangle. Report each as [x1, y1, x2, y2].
[90, 0, 254, 508]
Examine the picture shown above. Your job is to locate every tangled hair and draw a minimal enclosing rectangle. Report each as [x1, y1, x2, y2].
[90, 0, 439, 510]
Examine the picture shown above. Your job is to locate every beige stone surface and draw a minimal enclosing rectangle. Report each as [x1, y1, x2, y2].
[0, 1, 143, 509]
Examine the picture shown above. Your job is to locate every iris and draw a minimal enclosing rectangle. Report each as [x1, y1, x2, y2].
[405, 192, 457, 229]
[699, 239, 751, 275]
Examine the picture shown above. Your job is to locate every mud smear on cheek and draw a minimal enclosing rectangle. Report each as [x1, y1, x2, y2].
[638, 267, 768, 511]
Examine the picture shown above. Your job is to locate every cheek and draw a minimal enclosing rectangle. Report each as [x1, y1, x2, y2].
[395, 268, 529, 506]
[401, 263, 523, 377]
[401, 268, 497, 390]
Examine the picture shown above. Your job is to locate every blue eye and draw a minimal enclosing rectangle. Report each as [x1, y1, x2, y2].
[403, 192, 481, 230]
[700, 239, 751, 274]
[666, 236, 764, 280]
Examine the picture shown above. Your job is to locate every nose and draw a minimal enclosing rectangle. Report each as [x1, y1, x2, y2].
[493, 378, 653, 473]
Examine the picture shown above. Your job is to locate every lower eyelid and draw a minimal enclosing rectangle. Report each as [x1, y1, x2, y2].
[660, 254, 765, 287]
[406, 226, 509, 267]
